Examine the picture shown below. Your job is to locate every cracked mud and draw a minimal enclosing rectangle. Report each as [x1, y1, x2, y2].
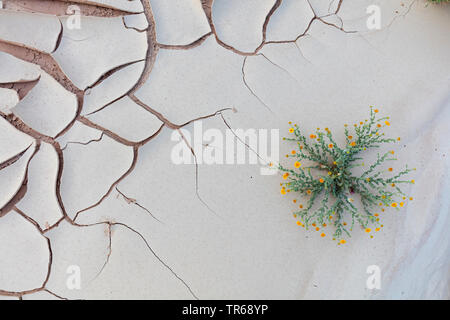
[0, 0, 449, 299]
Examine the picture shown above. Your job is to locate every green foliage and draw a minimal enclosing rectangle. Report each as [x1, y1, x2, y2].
[279, 107, 415, 243]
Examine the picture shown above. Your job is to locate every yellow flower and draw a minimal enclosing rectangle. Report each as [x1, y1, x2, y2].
[348, 135, 353, 139]
[289, 128, 294, 133]
[385, 121, 390, 126]
[328, 143, 333, 148]
[366, 178, 370, 182]
[374, 109, 379, 113]
[293, 199, 297, 203]
[315, 227, 320, 231]
[375, 228, 380, 232]
[321, 233, 326, 237]
[365, 228, 371, 233]
[397, 137, 401, 141]
[291, 150, 296, 155]
[374, 213, 379, 217]
[377, 124, 381, 128]
[409, 197, 413, 201]
[281, 188, 286, 195]
[333, 161, 337, 165]
[340, 239, 346, 244]
[319, 178, 324, 183]
[299, 204, 303, 209]
[306, 190, 311, 195]
[296, 221, 302, 226]
[283, 173, 289, 180]
[309, 134, 316, 139]
[294, 161, 301, 168]
[390, 150, 395, 155]
[411, 179, 415, 184]
[350, 141, 356, 147]
[399, 202, 404, 207]
[391, 202, 398, 208]
[388, 168, 393, 172]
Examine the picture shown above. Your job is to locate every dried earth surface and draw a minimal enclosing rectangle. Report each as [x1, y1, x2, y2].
[0, 0, 449, 299]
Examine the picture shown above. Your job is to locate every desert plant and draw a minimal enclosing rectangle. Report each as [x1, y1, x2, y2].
[278, 107, 415, 244]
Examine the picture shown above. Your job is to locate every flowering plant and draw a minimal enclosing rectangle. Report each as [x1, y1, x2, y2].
[278, 107, 415, 244]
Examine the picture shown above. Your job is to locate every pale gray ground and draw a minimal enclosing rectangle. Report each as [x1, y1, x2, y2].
[0, 0, 449, 299]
